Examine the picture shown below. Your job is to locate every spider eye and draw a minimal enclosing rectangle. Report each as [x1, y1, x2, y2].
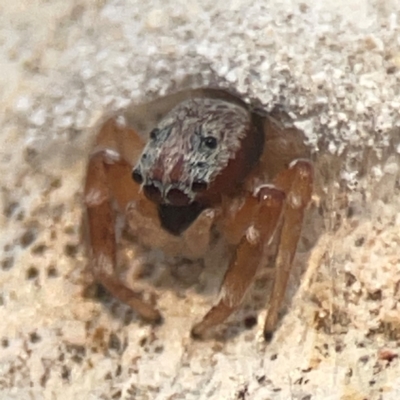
[150, 128, 160, 140]
[191, 180, 208, 192]
[196, 162, 207, 169]
[204, 136, 218, 149]
[132, 168, 143, 184]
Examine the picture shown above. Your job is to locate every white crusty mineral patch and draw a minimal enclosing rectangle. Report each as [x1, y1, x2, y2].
[1, 1, 400, 399]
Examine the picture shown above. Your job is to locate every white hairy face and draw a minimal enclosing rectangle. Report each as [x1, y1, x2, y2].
[132, 97, 252, 206]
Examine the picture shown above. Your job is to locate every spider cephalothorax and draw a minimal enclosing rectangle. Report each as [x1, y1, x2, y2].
[132, 98, 264, 209]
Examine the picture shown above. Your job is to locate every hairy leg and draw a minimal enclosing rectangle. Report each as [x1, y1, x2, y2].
[84, 119, 162, 322]
[191, 186, 285, 338]
[263, 159, 313, 341]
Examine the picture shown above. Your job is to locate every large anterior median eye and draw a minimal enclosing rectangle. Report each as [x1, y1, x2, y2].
[191, 180, 208, 192]
[203, 136, 217, 149]
[132, 168, 143, 184]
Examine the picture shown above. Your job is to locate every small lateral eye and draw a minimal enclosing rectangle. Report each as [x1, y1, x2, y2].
[204, 136, 218, 149]
[150, 128, 160, 140]
[132, 168, 143, 184]
[196, 162, 207, 169]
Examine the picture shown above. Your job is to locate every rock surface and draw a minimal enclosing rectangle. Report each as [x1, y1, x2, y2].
[1, 1, 400, 399]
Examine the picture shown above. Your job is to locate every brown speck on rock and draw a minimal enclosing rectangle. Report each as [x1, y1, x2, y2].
[47, 266, 58, 278]
[50, 177, 62, 189]
[154, 345, 164, 353]
[64, 225, 75, 235]
[108, 332, 121, 352]
[26, 266, 39, 279]
[386, 66, 396, 74]
[354, 237, 364, 247]
[112, 390, 122, 399]
[16, 211, 25, 221]
[123, 309, 135, 325]
[299, 3, 308, 13]
[64, 243, 79, 257]
[1, 256, 14, 270]
[91, 326, 108, 353]
[256, 375, 266, 383]
[367, 289, 382, 301]
[378, 348, 398, 362]
[243, 315, 257, 329]
[31, 243, 47, 255]
[29, 332, 41, 343]
[3, 201, 19, 217]
[71, 355, 84, 364]
[236, 385, 248, 400]
[20, 229, 37, 247]
[66, 344, 86, 364]
[61, 365, 70, 381]
[335, 343, 343, 352]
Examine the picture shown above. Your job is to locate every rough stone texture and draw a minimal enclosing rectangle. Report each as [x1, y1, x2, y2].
[1, 0, 400, 399]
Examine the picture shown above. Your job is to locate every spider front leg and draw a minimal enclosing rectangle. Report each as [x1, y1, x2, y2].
[263, 159, 313, 341]
[191, 186, 285, 339]
[84, 119, 162, 323]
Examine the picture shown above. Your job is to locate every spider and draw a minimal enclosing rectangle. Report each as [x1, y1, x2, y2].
[84, 89, 313, 341]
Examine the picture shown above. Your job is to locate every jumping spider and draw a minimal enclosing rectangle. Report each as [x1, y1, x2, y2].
[84, 89, 313, 340]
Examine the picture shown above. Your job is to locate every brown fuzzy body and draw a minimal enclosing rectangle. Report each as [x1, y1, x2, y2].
[84, 90, 313, 340]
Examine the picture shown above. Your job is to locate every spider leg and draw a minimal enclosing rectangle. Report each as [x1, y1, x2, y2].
[191, 186, 285, 339]
[263, 159, 313, 341]
[84, 119, 162, 323]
